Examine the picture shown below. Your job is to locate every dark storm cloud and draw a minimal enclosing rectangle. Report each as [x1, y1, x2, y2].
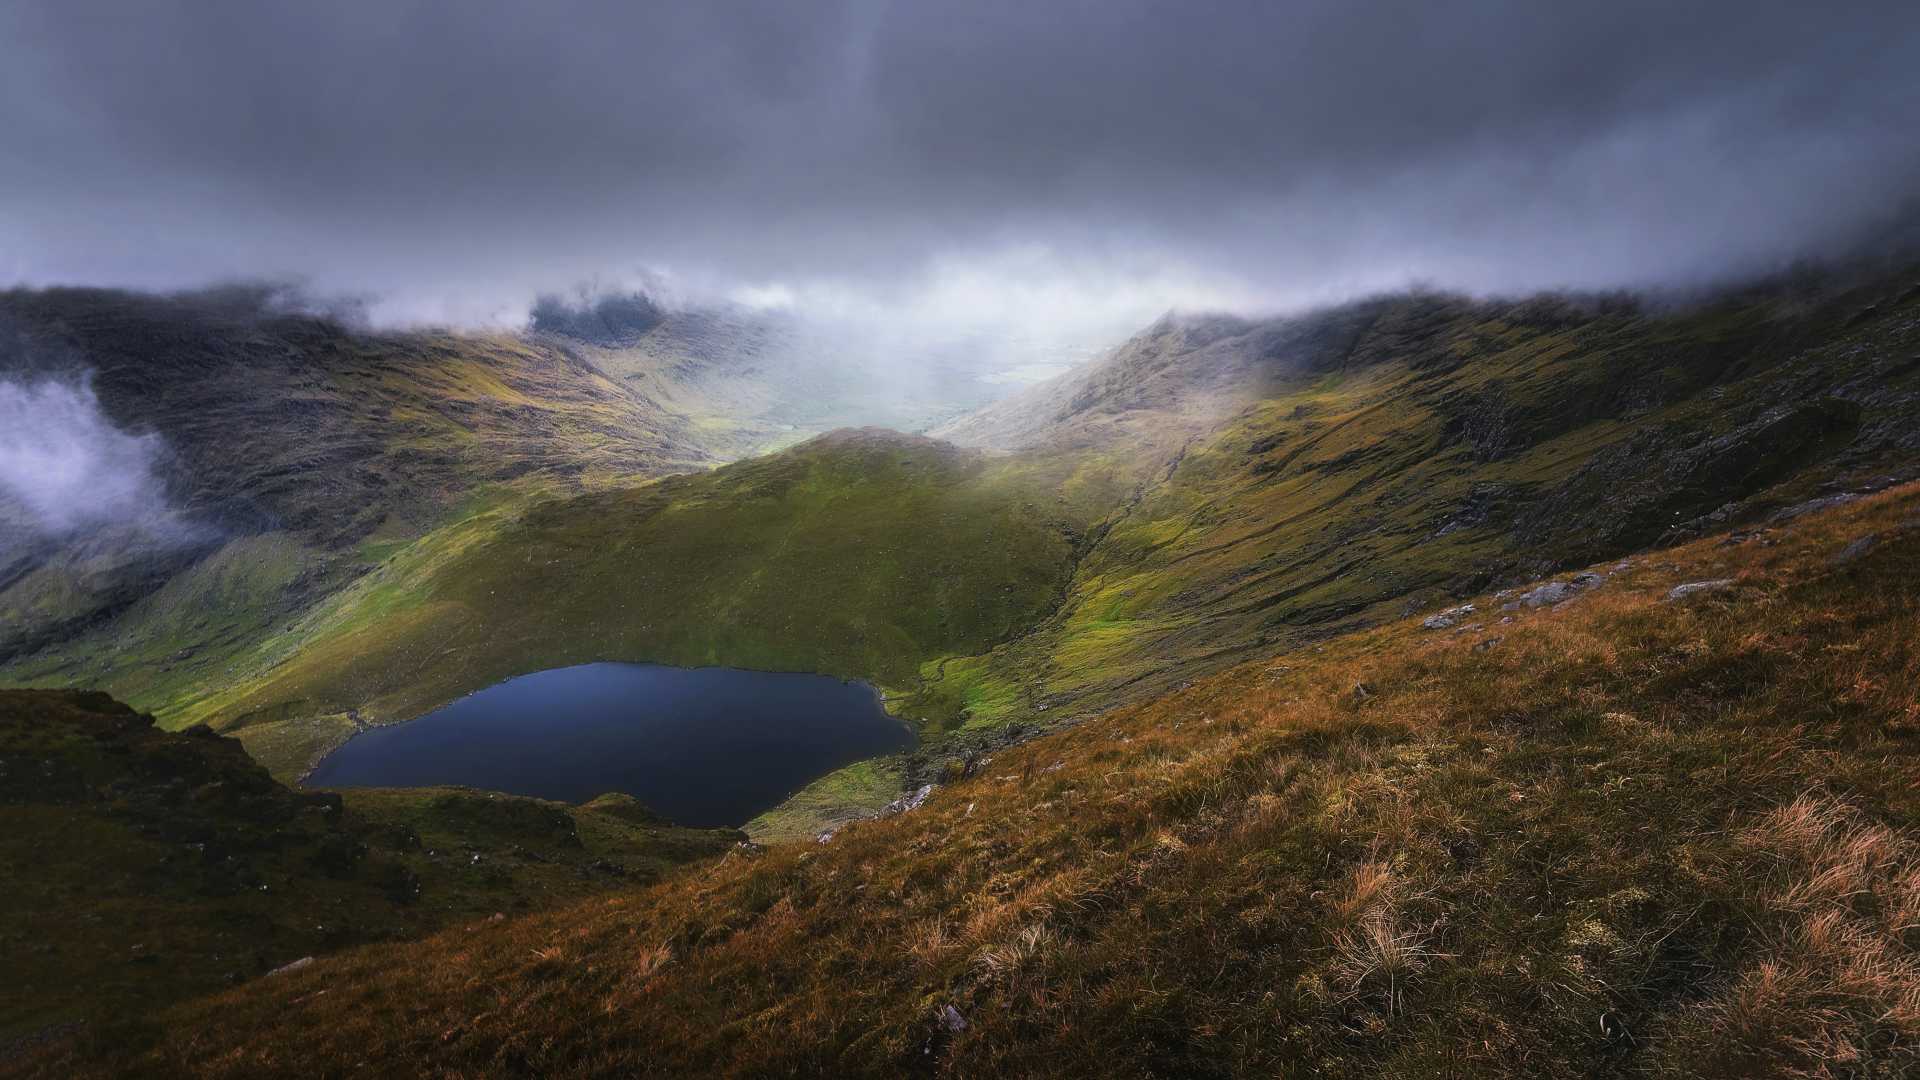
[1, 0, 1917, 323]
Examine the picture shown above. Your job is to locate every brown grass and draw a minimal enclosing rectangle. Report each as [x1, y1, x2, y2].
[18, 483, 1920, 1079]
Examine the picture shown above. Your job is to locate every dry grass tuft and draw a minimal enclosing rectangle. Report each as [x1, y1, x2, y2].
[1654, 794, 1920, 1077]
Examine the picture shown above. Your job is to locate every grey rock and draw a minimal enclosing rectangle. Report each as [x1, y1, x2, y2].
[268, 956, 314, 977]
[1423, 603, 1476, 630]
[1519, 581, 1577, 608]
[882, 784, 936, 817]
[939, 1004, 969, 1033]
[1831, 533, 1879, 565]
[1768, 493, 1860, 524]
[1667, 579, 1735, 602]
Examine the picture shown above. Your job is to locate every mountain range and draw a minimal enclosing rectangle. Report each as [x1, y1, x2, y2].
[4, 255, 1920, 1075]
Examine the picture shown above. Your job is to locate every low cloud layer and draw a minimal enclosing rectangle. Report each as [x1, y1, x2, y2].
[0, 377, 183, 547]
[1, 2, 1916, 332]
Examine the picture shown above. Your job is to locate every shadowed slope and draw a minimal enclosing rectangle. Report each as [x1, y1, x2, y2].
[0, 689, 741, 1046]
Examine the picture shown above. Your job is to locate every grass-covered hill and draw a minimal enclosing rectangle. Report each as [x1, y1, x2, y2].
[26, 468, 1918, 1078]
[920, 264, 1920, 733]
[185, 429, 1091, 776]
[0, 688, 741, 1049]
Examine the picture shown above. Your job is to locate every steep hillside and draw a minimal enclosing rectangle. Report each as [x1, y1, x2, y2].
[918, 266, 1920, 734]
[0, 689, 740, 1047]
[184, 429, 1091, 776]
[0, 287, 716, 726]
[30, 475, 1919, 1079]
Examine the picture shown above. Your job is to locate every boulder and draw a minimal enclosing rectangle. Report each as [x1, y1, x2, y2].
[1667, 579, 1735, 602]
[1422, 603, 1476, 630]
[1831, 534, 1879, 566]
[881, 784, 936, 817]
[267, 956, 314, 977]
[1519, 581, 1577, 608]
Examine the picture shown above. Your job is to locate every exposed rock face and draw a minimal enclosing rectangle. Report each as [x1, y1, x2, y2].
[529, 291, 665, 348]
[1522, 398, 1864, 554]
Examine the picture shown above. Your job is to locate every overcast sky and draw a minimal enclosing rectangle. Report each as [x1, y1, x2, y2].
[2, 1, 1917, 333]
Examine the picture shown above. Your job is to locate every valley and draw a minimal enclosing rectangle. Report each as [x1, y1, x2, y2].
[4, 260, 1920, 1074]
[21, 437, 1920, 1078]
[8, 5, 1918, 1073]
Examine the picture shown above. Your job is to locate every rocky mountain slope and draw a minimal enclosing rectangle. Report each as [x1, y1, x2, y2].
[917, 264, 1920, 736]
[0, 286, 726, 722]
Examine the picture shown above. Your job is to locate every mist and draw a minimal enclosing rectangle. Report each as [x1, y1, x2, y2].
[0, 376, 189, 552]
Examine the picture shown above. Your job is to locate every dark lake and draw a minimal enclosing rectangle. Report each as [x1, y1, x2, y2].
[305, 662, 914, 827]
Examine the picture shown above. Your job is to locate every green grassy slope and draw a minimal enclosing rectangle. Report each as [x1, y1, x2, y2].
[0, 689, 741, 1045]
[34, 474, 1920, 1079]
[920, 267, 1920, 731]
[188, 429, 1090, 776]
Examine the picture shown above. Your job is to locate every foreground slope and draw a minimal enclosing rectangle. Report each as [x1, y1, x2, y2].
[0, 690, 740, 1047]
[31, 478, 1919, 1078]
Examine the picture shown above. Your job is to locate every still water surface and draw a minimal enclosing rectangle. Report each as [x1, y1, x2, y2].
[306, 662, 914, 827]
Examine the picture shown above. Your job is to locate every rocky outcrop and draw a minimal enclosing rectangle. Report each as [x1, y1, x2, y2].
[1423, 604, 1476, 629]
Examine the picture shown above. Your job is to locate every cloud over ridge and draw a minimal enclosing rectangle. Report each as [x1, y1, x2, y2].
[0, 1, 1915, 325]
